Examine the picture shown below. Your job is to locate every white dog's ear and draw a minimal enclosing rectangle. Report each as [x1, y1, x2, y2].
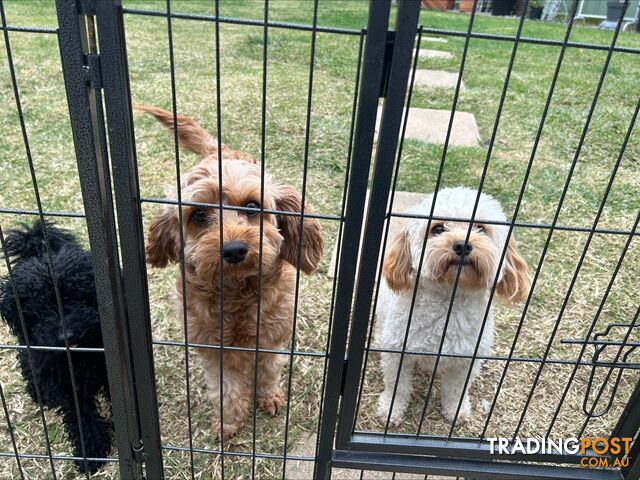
[497, 236, 530, 303]
[383, 228, 414, 294]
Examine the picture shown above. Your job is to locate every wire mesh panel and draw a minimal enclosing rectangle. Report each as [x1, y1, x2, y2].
[327, 0, 640, 479]
[114, 0, 365, 478]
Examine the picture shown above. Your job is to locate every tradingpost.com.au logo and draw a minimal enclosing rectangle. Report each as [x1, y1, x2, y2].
[488, 437, 633, 468]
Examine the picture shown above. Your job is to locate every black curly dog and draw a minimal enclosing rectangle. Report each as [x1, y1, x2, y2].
[0, 221, 112, 474]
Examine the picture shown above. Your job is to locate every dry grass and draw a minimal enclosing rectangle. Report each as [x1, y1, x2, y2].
[1, 1, 639, 478]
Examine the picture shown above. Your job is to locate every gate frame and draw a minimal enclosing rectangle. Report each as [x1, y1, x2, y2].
[55, 0, 164, 477]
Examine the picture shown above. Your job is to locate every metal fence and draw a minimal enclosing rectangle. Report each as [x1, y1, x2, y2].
[0, 0, 639, 479]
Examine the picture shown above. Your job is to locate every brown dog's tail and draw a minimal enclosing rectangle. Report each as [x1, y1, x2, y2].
[135, 105, 217, 159]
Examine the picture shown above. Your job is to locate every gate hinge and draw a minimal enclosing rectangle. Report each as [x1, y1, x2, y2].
[83, 54, 102, 90]
[132, 440, 145, 465]
[379, 31, 395, 98]
[339, 357, 348, 396]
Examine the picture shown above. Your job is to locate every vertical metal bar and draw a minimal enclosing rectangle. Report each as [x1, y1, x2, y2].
[352, 24, 424, 431]
[0, 378, 23, 479]
[314, 1, 393, 477]
[164, 0, 196, 477]
[55, 0, 140, 477]
[93, 1, 164, 477]
[335, 0, 421, 447]
[282, 0, 319, 477]
[251, 0, 268, 476]
[315, 28, 365, 473]
[213, 1, 226, 478]
[623, 436, 640, 480]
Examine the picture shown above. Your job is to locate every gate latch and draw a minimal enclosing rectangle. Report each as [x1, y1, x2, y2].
[83, 54, 102, 90]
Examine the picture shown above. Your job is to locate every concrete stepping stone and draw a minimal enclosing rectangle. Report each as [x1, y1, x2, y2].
[420, 35, 449, 43]
[376, 106, 480, 147]
[413, 69, 464, 89]
[419, 49, 453, 59]
[327, 191, 426, 279]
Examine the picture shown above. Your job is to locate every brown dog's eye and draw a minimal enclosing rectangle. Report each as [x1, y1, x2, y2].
[190, 209, 209, 224]
[475, 224, 486, 233]
[245, 201, 259, 216]
[431, 224, 446, 235]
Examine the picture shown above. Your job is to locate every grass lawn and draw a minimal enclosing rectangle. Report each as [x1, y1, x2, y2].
[1, 1, 639, 478]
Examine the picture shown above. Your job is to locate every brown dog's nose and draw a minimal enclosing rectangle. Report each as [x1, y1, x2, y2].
[452, 240, 473, 257]
[222, 241, 248, 264]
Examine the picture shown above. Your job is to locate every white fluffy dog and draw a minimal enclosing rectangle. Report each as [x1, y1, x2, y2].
[376, 187, 529, 426]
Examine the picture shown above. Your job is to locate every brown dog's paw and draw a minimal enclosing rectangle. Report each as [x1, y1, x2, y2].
[257, 389, 285, 416]
[211, 417, 242, 442]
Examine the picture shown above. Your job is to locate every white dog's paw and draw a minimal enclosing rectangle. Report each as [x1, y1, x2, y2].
[376, 394, 405, 427]
[441, 399, 471, 426]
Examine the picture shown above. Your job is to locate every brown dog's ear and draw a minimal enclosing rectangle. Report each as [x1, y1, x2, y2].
[496, 236, 530, 303]
[146, 206, 180, 268]
[383, 228, 414, 294]
[135, 105, 217, 159]
[275, 185, 324, 274]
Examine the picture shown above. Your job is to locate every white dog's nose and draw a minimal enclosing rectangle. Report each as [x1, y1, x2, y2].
[452, 240, 473, 257]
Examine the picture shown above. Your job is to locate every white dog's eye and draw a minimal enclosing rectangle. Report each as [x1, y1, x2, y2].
[431, 224, 446, 235]
[475, 224, 486, 233]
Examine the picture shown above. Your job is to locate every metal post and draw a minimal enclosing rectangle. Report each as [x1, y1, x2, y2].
[55, 0, 142, 477]
[94, 1, 164, 477]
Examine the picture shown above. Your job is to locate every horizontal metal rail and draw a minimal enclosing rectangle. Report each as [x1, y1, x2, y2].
[120, 8, 640, 56]
[0, 24, 57, 34]
[152, 338, 327, 358]
[420, 26, 640, 55]
[122, 7, 362, 36]
[141, 197, 341, 221]
[389, 212, 640, 236]
[0, 207, 85, 218]
[0, 344, 104, 353]
[332, 449, 623, 480]
[0, 451, 117, 463]
[161, 444, 314, 462]
[365, 346, 640, 369]
[0, 447, 313, 463]
[347, 433, 613, 465]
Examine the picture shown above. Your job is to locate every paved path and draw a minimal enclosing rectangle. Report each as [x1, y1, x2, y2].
[418, 49, 453, 59]
[376, 106, 480, 147]
[413, 69, 463, 89]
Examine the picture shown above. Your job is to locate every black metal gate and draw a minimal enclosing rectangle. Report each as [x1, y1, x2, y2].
[1, 0, 639, 478]
[316, 1, 640, 479]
